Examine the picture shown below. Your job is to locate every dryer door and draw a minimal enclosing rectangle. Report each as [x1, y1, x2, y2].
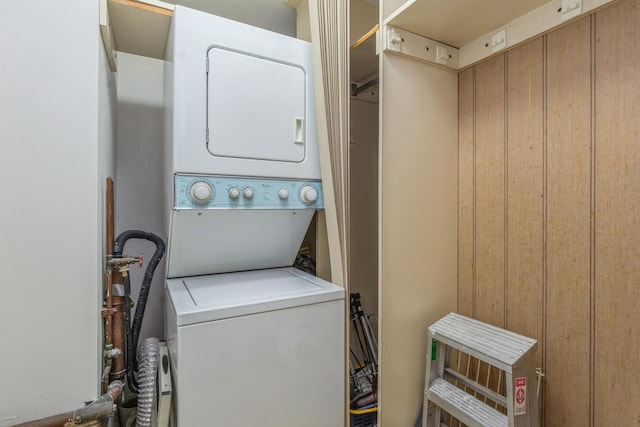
[206, 47, 307, 163]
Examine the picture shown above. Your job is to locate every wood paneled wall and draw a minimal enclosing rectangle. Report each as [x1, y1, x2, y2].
[457, 0, 640, 424]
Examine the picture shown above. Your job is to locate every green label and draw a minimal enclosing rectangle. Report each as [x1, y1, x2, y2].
[431, 339, 437, 361]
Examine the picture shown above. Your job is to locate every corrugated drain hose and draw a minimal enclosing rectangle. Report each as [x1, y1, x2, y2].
[136, 337, 160, 427]
[112, 230, 165, 393]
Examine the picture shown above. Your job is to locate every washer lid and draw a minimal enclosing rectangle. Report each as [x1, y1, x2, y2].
[167, 267, 344, 326]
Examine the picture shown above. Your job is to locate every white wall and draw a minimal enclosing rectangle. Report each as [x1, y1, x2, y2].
[115, 52, 166, 343]
[99, 10, 119, 383]
[0, 0, 115, 424]
[100, 42, 118, 230]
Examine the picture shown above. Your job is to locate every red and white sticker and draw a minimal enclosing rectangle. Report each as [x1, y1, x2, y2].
[514, 377, 527, 415]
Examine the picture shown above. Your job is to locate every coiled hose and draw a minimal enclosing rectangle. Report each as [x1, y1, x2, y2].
[112, 230, 165, 392]
[136, 337, 160, 427]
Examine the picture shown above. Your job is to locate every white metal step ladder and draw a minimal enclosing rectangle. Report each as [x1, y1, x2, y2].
[422, 313, 539, 427]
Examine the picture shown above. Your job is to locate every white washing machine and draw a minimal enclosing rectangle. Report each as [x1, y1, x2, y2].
[165, 268, 344, 427]
[163, 7, 345, 427]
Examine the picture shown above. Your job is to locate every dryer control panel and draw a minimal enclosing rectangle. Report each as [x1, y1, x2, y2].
[174, 174, 324, 210]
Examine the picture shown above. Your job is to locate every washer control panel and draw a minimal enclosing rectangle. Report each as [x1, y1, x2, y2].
[175, 174, 324, 209]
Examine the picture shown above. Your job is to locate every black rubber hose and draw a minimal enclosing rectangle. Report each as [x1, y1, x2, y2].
[112, 230, 165, 387]
[123, 274, 137, 392]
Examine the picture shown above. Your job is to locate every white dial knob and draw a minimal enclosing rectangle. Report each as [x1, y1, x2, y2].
[278, 189, 289, 200]
[228, 187, 240, 199]
[243, 188, 254, 199]
[300, 185, 318, 204]
[190, 181, 213, 203]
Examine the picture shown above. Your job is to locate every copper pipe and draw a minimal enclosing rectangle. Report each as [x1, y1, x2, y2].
[104, 274, 114, 347]
[13, 381, 123, 427]
[104, 177, 115, 348]
[111, 293, 126, 381]
[105, 177, 126, 382]
[12, 412, 73, 427]
[24, 418, 101, 427]
[72, 381, 123, 423]
[101, 362, 112, 392]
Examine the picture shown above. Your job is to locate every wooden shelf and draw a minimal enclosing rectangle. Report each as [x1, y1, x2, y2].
[100, 0, 298, 70]
[383, 0, 550, 48]
[108, 0, 174, 61]
[383, 0, 616, 68]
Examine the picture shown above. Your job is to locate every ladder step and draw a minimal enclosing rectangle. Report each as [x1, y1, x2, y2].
[428, 378, 508, 427]
[429, 313, 537, 369]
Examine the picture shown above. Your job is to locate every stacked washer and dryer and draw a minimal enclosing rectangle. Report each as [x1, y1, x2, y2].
[163, 6, 345, 427]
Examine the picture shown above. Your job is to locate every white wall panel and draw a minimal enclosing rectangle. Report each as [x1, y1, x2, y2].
[0, 0, 107, 423]
[379, 52, 458, 426]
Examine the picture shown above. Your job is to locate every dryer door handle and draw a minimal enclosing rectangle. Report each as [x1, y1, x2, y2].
[294, 118, 304, 145]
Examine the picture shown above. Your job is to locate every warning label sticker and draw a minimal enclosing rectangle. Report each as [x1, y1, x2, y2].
[514, 377, 527, 415]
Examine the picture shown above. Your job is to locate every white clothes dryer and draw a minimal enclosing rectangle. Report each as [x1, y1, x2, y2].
[164, 6, 324, 278]
[165, 6, 319, 181]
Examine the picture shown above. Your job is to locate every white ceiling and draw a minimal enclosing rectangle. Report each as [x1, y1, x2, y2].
[171, 0, 297, 36]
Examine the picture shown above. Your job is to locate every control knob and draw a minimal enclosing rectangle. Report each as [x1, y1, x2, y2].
[228, 187, 240, 199]
[243, 188, 254, 199]
[190, 181, 213, 204]
[278, 189, 289, 200]
[300, 185, 318, 204]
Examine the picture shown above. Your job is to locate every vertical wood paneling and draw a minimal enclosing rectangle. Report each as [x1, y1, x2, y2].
[457, 1, 640, 424]
[505, 39, 544, 371]
[474, 55, 506, 328]
[594, 0, 640, 424]
[546, 16, 593, 426]
[458, 68, 475, 318]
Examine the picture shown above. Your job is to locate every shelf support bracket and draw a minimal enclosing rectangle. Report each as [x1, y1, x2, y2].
[382, 25, 459, 71]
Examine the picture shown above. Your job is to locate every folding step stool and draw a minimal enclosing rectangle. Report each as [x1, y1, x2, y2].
[422, 313, 539, 427]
